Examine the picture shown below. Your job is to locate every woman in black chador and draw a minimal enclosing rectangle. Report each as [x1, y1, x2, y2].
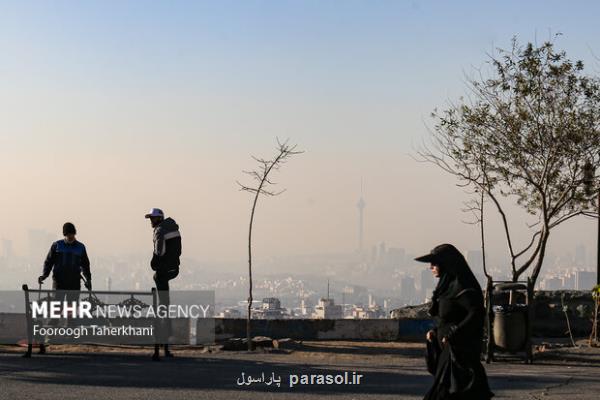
[415, 244, 494, 400]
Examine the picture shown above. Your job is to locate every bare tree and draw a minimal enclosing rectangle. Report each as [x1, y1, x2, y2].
[418, 37, 600, 286]
[237, 139, 303, 351]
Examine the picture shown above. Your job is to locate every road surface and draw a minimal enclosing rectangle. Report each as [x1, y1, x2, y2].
[1, 341, 599, 399]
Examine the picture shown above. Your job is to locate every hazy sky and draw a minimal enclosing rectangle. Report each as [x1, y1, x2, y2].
[1, 1, 599, 266]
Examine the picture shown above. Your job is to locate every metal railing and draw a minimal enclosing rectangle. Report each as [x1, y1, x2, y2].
[21, 284, 162, 359]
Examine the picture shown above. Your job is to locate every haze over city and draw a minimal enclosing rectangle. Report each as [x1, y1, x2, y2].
[1, 1, 599, 297]
[3, 4, 600, 400]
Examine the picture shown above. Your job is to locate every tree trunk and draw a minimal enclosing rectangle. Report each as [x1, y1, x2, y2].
[246, 189, 261, 351]
[529, 229, 550, 288]
[480, 190, 491, 280]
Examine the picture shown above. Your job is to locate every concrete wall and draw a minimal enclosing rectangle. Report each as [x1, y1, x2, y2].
[208, 318, 434, 342]
[3, 290, 594, 345]
[0, 314, 435, 344]
[391, 290, 597, 338]
[531, 291, 595, 337]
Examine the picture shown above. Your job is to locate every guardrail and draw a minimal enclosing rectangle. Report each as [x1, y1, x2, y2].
[21, 284, 162, 360]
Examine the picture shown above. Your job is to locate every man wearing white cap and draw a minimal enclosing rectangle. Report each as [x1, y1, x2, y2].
[145, 208, 182, 358]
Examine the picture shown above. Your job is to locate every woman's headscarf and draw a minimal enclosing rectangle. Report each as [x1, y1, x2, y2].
[415, 244, 482, 316]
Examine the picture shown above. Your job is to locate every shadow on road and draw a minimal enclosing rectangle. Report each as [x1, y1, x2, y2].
[294, 342, 425, 357]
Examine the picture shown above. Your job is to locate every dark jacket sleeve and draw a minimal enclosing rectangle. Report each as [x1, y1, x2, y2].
[447, 289, 484, 340]
[80, 245, 92, 281]
[42, 242, 57, 278]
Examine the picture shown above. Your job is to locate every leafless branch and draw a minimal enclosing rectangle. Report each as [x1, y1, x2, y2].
[238, 138, 303, 351]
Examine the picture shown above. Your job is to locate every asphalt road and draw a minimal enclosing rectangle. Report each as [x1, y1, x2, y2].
[1, 342, 599, 399]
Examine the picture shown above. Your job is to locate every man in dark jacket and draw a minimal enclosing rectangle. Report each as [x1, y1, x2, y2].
[145, 208, 181, 358]
[38, 222, 92, 291]
[37, 222, 92, 354]
[145, 208, 181, 290]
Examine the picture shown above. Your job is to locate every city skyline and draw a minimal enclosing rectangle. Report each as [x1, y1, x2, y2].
[1, 1, 599, 276]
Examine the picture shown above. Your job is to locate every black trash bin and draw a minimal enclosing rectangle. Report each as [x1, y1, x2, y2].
[485, 280, 534, 364]
[492, 304, 528, 352]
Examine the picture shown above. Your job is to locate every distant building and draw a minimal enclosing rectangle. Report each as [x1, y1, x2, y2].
[351, 295, 386, 319]
[351, 304, 385, 319]
[218, 308, 242, 318]
[420, 268, 435, 302]
[561, 272, 576, 290]
[383, 299, 391, 312]
[575, 270, 595, 291]
[262, 297, 281, 310]
[313, 298, 343, 319]
[542, 276, 562, 290]
[253, 297, 288, 319]
[400, 276, 416, 304]
[342, 285, 368, 304]
[299, 298, 312, 316]
[368, 293, 375, 308]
